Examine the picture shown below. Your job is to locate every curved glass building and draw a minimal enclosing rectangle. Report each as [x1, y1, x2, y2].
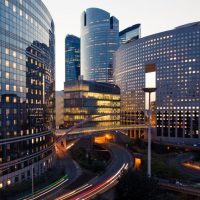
[65, 35, 80, 81]
[0, 0, 55, 187]
[81, 8, 119, 83]
[114, 22, 200, 144]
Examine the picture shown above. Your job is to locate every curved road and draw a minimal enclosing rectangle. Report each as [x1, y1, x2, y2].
[55, 144, 133, 200]
[169, 152, 200, 179]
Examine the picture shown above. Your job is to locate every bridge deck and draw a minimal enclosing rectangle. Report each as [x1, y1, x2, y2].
[56, 125, 147, 136]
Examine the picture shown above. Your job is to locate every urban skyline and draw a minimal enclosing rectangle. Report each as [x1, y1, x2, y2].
[1, 0, 200, 199]
[43, 0, 200, 90]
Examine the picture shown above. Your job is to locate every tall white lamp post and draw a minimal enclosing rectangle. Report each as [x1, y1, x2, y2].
[142, 88, 156, 178]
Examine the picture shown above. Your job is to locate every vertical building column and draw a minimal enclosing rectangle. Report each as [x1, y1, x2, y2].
[175, 111, 178, 138]
[183, 111, 185, 138]
[198, 112, 200, 139]
[190, 114, 193, 138]
[161, 111, 164, 137]
[168, 110, 170, 137]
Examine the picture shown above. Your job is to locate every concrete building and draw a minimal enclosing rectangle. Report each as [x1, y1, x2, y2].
[114, 22, 200, 144]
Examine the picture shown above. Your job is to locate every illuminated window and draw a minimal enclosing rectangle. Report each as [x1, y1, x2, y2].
[13, 51, 16, 57]
[13, 5, 16, 12]
[13, 97, 17, 103]
[20, 87, 23, 93]
[19, 9, 22, 16]
[13, 86, 16, 92]
[7, 179, 11, 186]
[6, 97, 10, 103]
[5, 0, 8, 7]
[6, 72, 9, 79]
[5, 60, 9, 67]
[0, 182, 3, 189]
[5, 48, 9, 54]
[13, 62, 16, 68]
[6, 85, 10, 91]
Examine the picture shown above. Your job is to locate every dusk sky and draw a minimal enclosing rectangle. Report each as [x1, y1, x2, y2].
[42, 0, 200, 90]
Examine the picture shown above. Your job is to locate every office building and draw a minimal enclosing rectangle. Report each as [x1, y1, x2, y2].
[114, 22, 200, 143]
[81, 8, 119, 83]
[65, 35, 80, 81]
[64, 80, 120, 128]
[56, 91, 64, 128]
[0, 0, 55, 187]
[119, 24, 141, 44]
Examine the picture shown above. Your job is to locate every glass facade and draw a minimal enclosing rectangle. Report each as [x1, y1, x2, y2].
[0, 0, 55, 187]
[119, 24, 141, 44]
[81, 8, 119, 83]
[64, 80, 120, 128]
[65, 35, 80, 81]
[114, 22, 200, 143]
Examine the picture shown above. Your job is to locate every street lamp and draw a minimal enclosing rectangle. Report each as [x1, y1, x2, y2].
[142, 87, 156, 178]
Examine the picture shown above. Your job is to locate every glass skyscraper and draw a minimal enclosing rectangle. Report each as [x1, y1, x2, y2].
[0, 0, 55, 187]
[65, 35, 80, 81]
[81, 8, 119, 83]
[119, 24, 141, 44]
[114, 22, 200, 144]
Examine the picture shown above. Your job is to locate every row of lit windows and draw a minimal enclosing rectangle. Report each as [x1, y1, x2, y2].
[4, 0, 50, 33]
[0, 157, 53, 188]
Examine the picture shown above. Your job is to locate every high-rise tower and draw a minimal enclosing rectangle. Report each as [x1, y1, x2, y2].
[81, 8, 119, 83]
[0, 0, 55, 187]
[65, 35, 80, 81]
[119, 24, 141, 44]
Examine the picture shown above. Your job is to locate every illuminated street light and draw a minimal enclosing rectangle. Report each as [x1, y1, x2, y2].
[142, 87, 156, 178]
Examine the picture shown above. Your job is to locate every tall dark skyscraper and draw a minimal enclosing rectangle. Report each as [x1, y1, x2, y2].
[81, 8, 119, 83]
[65, 35, 80, 81]
[0, 0, 55, 187]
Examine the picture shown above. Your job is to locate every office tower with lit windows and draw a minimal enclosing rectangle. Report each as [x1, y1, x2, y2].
[119, 24, 141, 44]
[56, 90, 64, 128]
[81, 8, 119, 83]
[64, 80, 120, 128]
[65, 35, 80, 81]
[0, 0, 55, 187]
[114, 22, 200, 144]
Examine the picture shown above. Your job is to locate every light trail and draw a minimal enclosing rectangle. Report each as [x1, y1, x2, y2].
[69, 163, 127, 200]
[18, 175, 68, 200]
[56, 184, 93, 200]
[66, 143, 75, 150]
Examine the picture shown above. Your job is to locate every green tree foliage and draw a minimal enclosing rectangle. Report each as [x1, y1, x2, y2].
[115, 170, 159, 200]
[115, 170, 184, 200]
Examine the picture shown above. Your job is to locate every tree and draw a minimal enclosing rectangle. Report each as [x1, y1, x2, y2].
[115, 170, 159, 200]
[115, 170, 185, 200]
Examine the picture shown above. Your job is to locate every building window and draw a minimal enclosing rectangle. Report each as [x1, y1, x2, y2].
[6, 85, 10, 91]
[7, 179, 11, 186]
[6, 97, 10, 102]
[6, 72, 9, 79]
[5, 60, 9, 67]
[5, 0, 9, 7]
